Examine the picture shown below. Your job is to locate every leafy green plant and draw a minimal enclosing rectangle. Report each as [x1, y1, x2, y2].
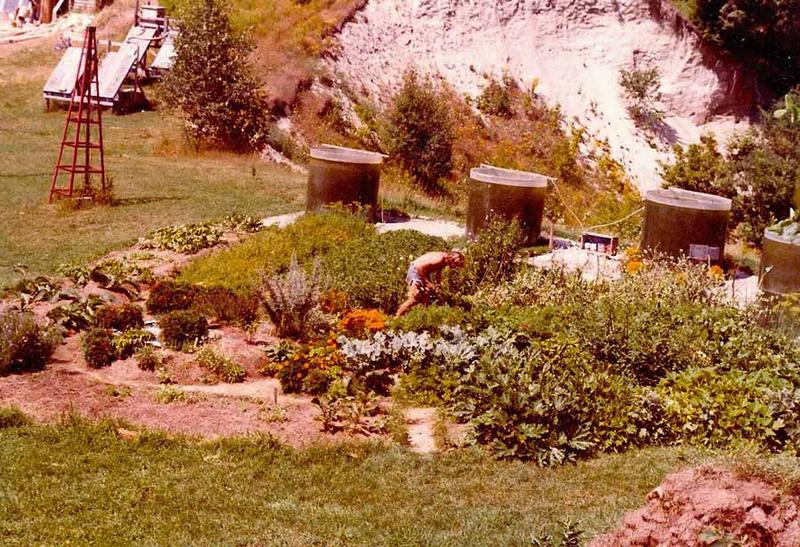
[0, 311, 60, 375]
[56, 263, 91, 286]
[159, 311, 209, 350]
[221, 212, 263, 233]
[81, 328, 116, 369]
[190, 287, 259, 327]
[476, 76, 515, 118]
[46, 295, 105, 331]
[146, 223, 223, 254]
[387, 70, 454, 191]
[113, 329, 156, 360]
[386, 305, 473, 333]
[147, 280, 197, 315]
[260, 256, 325, 339]
[95, 304, 144, 331]
[0, 406, 32, 428]
[135, 346, 162, 372]
[7, 277, 60, 308]
[153, 386, 192, 404]
[619, 66, 663, 127]
[194, 347, 245, 383]
[323, 230, 449, 312]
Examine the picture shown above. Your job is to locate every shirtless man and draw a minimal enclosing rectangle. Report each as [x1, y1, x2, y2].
[395, 250, 465, 317]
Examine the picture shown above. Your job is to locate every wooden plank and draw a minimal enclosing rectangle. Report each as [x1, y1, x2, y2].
[42, 47, 83, 97]
[123, 26, 157, 62]
[150, 34, 176, 71]
[95, 45, 137, 103]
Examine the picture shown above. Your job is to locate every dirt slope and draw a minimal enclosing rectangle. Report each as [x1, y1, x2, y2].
[329, 0, 759, 191]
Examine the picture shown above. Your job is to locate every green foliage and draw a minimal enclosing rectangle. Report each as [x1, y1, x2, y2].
[618, 67, 663, 126]
[46, 295, 105, 331]
[387, 305, 474, 332]
[194, 347, 246, 383]
[323, 230, 449, 311]
[159, 311, 209, 350]
[191, 287, 259, 327]
[260, 256, 325, 339]
[695, 0, 800, 90]
[81, 328, 116, 369]
[531, 519, 585, 547]
[162, 0, 270, 150]
[179, 213, 374, 292]
[0, 406, 32, 428]
[477, 76, 515, 118]
[135, 346, 162, 372]
[112, 329, 156, 360]
[6, 276, 60, 307]
[657, 367, 793, 449]
[441, 218, 524, 300]
[0, 311, 60, 375]
[56, 263, 91, 286]
[146, 223, 223, 254]
[660, 134, 732, 197]
[147, 280, 197, 315]
[221, 212, 263, 233]
[94, 304, 144, 332]
[153, 386, 192, 404]
[387, 70, 455, 191]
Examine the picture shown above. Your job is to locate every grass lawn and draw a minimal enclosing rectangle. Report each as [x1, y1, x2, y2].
[0, 43, 306, 288]
[0, 414, 728, 545]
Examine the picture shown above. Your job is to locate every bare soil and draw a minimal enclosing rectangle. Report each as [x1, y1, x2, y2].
[591, 466, 800, 546]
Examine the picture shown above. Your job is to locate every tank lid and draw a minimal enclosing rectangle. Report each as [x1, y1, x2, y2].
[645, 187, 732, 212]
[309, 144, 385, 165]
[470, 165, 552, 188]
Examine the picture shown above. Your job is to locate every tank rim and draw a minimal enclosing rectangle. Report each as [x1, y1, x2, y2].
[310, 144, 384, 165]
[470, 165, 551, 188]
[645, 187, 731, 212]
[763, 228, 800, 246]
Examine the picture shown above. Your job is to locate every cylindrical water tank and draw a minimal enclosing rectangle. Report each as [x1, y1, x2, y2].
[306, 145, 383, 218]
[467, 165, 550, 246]
[760, 228, 800, 294]
[641, 187, 732, 260]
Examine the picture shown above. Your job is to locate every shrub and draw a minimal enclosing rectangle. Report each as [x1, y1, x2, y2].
[135, 346, 162, 372]
[261, 256, 325, 339]
[0, 311, 60, 375]
[159, 311, 209, 350]
[387, 70, 454, 191]
[46, 296, 105, 331]
[618, 66, 663, 127]
[191, 287, 259, 327]
[194, 347, 245, 383]
[112, 329, 156, 360]
[162, 0, 269, 150]
[146, 223, 223, 254]
[440, 218, 524, 300]
[147, 280, 197, 314]
[323, 230, 449, 312]
[263, 337, 345, 395]
[81, 328, 116, 369]
[338, 309, 387, 338]
[0, 406, 32, 428]
[476, 76, 515, 118]
[95, 304, 144, 331]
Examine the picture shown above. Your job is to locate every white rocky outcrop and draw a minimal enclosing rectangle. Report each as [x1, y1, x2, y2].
[329, 0, 758, 191]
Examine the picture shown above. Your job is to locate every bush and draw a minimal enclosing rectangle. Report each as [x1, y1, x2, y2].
[338, 309, 387, 338]
[112, 329, 155, 360]
[162, 0, 269, 150]
[0, 406, 32, 428]
[194, 347, 245, 383]
[324, 230, 449, 312]
[387, 70, 454, 191]
[618, 67, 663, 127]
[95, 304, 144, 331]
[191, 287, 259, 327]
[0, 311, 60, 375]
[147, 280, 197, 315]
[476, 76, 515, 118]
[146, 223, 223, 254]
[46, 296, 105, 331]
[81, 328, 116, 369]
[261, 256, 325, 339]
[135, 346, 162, 372]
[386, 305, 473, 333]
[179, 213, 374, 292]
[263, 337, 345, 395]
[159, 311, 209, 350]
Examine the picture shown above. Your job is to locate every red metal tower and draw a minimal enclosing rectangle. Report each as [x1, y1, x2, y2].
[49, 25, 106, 203]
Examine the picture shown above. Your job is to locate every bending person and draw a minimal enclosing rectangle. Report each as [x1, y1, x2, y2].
[395, 250, 465, 317]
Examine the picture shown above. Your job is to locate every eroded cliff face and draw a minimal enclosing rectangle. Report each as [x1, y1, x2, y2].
[329, 0, 759, 191]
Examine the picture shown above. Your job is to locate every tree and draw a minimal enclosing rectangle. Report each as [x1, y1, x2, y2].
[660, 134, 732, 198]
[162, 0, 269, 151]
[618, 67, 663, 127]
[386, 70, 454, 192]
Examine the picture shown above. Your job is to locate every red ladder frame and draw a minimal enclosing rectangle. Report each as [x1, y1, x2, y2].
[49, 25, 106, 203]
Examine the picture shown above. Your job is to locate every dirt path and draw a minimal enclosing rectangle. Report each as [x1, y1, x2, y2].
[405, 407, 437, 454]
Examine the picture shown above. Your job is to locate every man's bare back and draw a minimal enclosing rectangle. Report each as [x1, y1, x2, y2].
[395, 251, 465, 317]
